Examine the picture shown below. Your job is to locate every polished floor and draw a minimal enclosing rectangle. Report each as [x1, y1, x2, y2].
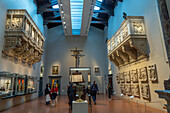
[1, 94, 166, 113]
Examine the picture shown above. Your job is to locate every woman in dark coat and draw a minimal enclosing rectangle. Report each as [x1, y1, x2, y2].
[45, 84, 51, 105]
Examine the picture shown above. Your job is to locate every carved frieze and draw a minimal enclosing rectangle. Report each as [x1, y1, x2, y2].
[131, 69, 138, 83]
[107, 16, 148, 67]
[139, 67, 148, 82]
[141, 84, 150, 101]
[125, 71, 131, 83]
[132, 84, 140, 98]
[2, 9, 45, 66]
[148, 64, 158, 83]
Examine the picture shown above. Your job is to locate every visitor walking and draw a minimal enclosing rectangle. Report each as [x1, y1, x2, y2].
[45, 84, 51, 105]
[108, 83, 112, 100]
[91, 81, 99, 105]
[67, 83, 74, 110]
[50, 83, 58, 107]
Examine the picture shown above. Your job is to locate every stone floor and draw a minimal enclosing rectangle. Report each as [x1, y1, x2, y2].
[1, 94, 166, 113]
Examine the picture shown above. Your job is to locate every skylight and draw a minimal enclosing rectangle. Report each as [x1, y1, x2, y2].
[94, 6, 100, 10]
[70, 0, 84, 35]
[52, 4, 59, 9]
[98, 0, 103, 2]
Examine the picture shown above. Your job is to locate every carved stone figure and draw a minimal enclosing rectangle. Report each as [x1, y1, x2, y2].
[131, 69, 138, 83]
[119, 73, 125, 83]
[6, 17, 11, 29]
[125, 84, 132, 95]
[141, 84, 150, 101]
[116, 73, 120, 84]
[120, 84, 126, 95]
[139, 67, 148, 82]
[122, 26, 128, 39]
[132, 84, 140, 98]
[133, 21, 144, 34]
[148, 64, 158, 82]
[125, 71, 131, 83]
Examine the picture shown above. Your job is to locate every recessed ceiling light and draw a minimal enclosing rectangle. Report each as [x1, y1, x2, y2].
[63, 22, 66, 24]
[63, 16, 65, 19]
[61, 11, 64, 13]
[60, 4, 63, 6]
[64, 26, 66, 28]
[52, 4, 59, 9]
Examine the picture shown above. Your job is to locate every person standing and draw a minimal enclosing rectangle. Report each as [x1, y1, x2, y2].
[108, 83, 112, 100]
[67, 83, 74, 110]
[91, 81, 99, 105]
[45, 84, 51, 105]
[50, 83, 58, 107]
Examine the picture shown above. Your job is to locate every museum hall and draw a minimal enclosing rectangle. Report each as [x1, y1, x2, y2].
[0, 0, 170, 113]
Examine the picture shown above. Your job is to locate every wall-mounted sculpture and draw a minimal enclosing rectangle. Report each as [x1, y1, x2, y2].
[2, 9, 45, 66]
[131, 69, 138, 83]
[120, 73, 125, 83]
[132, 84, 140, 98]
[125, 84, 132, 96]
[116, 73, 120, 84]
[125, 71, 131, 83]
[139, 67, 148, 82]
[107, 16, 148, 67]
[141, 84, 150, 101]
[148, 64, 158, 83]
[120, 84, 126, 95]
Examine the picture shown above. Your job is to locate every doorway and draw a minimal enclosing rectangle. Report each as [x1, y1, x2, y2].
[49, 76, 61, 95]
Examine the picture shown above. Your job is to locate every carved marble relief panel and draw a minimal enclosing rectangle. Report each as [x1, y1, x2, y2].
[141, 84, 150, 101]
[131, 69, 138, 83]
[125, 71, 131, 83]
[133, 21, 144, 34]
[120, 84, 126, 95]
[148, 64, 158, 83]
[125, 84, 132, 96]
[132, 84, 140, 98]
[122, 26, 128, 39]
[11, 17, 23, 29]
[120, 73, 125, 83]
[139, 67, 148, 82]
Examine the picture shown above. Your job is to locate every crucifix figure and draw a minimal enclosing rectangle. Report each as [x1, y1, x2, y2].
[71, 47, 84, 67]
[6, 80, 10, 90]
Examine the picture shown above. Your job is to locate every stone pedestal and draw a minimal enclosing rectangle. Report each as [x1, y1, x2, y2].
[72, 100, 88, 113]
[155, 90, 170, 113]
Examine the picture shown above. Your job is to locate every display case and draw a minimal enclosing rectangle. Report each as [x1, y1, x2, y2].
[0, 72, 15, 98]
[14, 74, 27, 95]
[26, 76, 37, 94]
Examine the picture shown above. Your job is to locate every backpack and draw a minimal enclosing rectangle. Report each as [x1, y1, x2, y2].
[91, 84, 97, 93]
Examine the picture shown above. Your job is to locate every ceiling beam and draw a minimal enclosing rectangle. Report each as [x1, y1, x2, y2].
[45, 14, 60, 20]
[93, 10, 109, 13]
[92, 16, 105, 21]
[37, 8, 59, 14]
[44, 20, 107, 24]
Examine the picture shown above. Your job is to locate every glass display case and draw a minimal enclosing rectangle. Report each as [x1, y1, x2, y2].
[14, 74, 27, 95]
[26, 76, 37, 94]
[0, 72, 15, 98]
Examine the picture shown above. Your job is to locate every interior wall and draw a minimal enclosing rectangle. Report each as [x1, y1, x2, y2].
[0, 0, 44, 111]
[108, 0, 170, 111]
[43, 25, 108, 95]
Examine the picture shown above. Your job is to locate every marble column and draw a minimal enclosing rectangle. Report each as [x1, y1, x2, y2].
[157, 0, 170, 62]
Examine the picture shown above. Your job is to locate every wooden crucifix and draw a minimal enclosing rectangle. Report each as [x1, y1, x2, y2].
[6, 80, 10, 89]
[71, 47, 84, 67]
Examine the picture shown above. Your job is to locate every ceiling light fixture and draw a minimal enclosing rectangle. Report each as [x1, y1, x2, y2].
[94, 6, 100, 10]
[60, 4, 63, 6]
[52, 4, 59, 9]
[61, 11, 64, 13]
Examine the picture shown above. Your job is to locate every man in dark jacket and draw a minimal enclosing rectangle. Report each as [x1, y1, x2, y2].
[91, 81, 99, 105]
[67, 83, 74, 110]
